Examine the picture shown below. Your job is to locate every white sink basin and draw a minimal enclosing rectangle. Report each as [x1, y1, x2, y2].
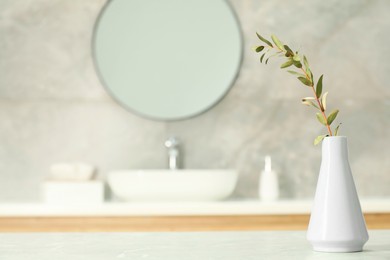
[107, 170, 238, 202]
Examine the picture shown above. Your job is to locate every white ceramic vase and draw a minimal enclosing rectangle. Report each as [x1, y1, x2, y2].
[307, 136, 369, 252]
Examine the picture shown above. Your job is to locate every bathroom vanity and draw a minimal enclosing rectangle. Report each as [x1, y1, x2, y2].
[0, 199, 389, 232]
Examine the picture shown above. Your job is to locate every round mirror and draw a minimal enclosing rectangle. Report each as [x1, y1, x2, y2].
[93, 0, 242, 120]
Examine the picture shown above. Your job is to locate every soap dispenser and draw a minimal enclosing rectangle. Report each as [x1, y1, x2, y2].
[259, 155, 279, 201]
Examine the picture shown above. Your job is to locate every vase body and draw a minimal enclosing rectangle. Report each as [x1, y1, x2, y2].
[307, 136, 369, 252]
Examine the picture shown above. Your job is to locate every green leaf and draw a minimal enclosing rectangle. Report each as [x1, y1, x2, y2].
[260, 53, 266, 63]
[302, 100, 319, 109]
[316, 112, 327, 125]
[304, 61, 312, 81]
[302, 97, 315, 101]
[280, 59, 294, 69]
[314, 135, 328, 145]
[334, 123, 342, 136]
[256, 33, 273, 47]
[305, 67, 311, 78]
[298, 77, 312, 86]
[265, 58, 270, 64]
[293, 60, 302, 68]
[303, 56, 309, 70]
[321, 92, 328, 110]
[316, 75, 323, 97]
[327, 109, 339, 125]
[284, 45, 294, 57]
[255, 46, 264, 52]
[271, 35, 285, 51]
[287, 70, 306, 77]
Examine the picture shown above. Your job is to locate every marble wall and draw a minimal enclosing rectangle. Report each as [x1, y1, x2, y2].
[0, 0, 388, 201]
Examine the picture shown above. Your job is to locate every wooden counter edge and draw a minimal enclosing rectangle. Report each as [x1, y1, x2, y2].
[0, 213, 388, 232]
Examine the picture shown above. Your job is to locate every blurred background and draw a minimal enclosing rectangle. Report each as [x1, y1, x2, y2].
[0, 0, 389, 203]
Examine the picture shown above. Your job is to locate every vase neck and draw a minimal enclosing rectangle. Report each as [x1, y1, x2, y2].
[322, 136, 349, 160]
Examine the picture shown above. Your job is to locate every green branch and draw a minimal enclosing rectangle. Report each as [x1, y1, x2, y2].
[253, 34, 342, 145]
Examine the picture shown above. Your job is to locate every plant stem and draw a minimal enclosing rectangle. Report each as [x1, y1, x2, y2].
[300, 68, 333, 136]
[266, 44, 333, 136]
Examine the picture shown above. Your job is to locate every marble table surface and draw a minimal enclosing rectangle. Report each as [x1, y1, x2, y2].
[0, 230, 389, 259]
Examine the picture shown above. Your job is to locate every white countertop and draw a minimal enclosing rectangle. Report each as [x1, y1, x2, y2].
[0, 198, 389, 216]
[0, 230, 389, 259]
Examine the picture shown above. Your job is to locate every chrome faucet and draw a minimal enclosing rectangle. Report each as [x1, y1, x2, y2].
[164, 137, 180, 170]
